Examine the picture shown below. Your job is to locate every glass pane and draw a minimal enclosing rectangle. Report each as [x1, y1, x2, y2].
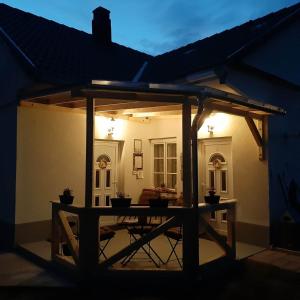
[106, 195, 110, 206]
[209, 170, 215, 189]
[154, 173, 164, 187]
[95, 170, 100, 188]
[210, 211, 216, 220]
[154, 159, 164, 172]
[167, 143, 176, 157]
[167, 159, 177, 173]
[95, 196, 100, 206]
[221, 170, 227, 192]
[167, 174, 176, 189]
[222, 212, 227, 222]
[106, 170, 111, 187]
[154, 144, 164, 158]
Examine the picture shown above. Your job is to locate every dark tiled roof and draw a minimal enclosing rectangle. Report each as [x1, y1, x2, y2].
[141, 2, 300, 83]
[0, 3, 151, 85]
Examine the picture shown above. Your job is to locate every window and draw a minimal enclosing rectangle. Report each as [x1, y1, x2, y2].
[152, 140, 177, 189]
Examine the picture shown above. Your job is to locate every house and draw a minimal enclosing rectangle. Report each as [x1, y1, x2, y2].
[0, 1, 299, 265]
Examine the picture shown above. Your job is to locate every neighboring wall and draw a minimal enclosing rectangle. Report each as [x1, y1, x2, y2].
[226, 65, 300, 247]
[0, 39, 32, 250]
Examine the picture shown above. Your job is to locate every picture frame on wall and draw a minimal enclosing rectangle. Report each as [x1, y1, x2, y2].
[133, 153, 143, 171]
[134, 139, 142, 153]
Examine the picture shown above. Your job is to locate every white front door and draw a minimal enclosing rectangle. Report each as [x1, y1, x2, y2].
[94, 141, 118, 208]
[199, 138, 233, 236]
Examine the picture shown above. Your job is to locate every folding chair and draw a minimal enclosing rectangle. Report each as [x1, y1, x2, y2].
[99, 226, 116, 260]
[122, 198, 169, 267]
[164, 225, 183, 269]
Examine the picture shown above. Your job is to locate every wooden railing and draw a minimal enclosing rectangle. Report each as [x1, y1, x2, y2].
[51, 199, 236, 278]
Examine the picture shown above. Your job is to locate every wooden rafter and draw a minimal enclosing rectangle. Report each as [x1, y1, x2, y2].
[244, 115, 265, 160]
[206, 102, 264, 120]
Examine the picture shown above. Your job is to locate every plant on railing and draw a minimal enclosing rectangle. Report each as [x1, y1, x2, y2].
[205, 187, 220, 204]
[116, 191, 125, 198]
[59, 188, 74, 204]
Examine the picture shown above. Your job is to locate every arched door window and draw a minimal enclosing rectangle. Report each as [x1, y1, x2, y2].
[208, 153, 227, 193]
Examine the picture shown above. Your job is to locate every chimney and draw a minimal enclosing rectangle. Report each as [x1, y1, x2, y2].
[92, 6, 111, 45]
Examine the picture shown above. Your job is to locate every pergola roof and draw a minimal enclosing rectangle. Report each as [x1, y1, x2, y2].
[21, 80, 286, 118]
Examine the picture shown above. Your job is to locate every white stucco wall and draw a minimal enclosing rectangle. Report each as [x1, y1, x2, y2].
[16, 104, 268, 230]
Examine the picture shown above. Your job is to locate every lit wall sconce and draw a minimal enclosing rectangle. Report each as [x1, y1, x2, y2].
[207, 124, 214, 134]
[107, 117, 115, 136]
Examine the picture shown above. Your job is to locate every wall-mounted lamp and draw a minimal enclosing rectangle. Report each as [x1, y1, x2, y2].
[107, 117, 115, 136]
[207, 124, 214, 134]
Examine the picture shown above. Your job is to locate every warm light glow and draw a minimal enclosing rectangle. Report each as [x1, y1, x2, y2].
[201, 113, 229, 134]
[95, 116, 124, 139]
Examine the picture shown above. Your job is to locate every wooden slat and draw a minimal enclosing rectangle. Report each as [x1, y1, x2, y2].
[226, 205, 236, 259]
[198, 215, 235, 259]
[51, 204, 60, 260]
[98, 216, 180, 269]
[57, 210, 79, 265]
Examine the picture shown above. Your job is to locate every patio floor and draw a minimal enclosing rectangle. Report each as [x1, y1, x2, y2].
[19, 229, 264, 271]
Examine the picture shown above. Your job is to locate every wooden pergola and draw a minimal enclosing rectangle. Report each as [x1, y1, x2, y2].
[21, 80, 285, 280]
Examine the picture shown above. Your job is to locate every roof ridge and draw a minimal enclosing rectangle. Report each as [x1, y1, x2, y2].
[153, 1, 300, 59]
[0, 3, 90, 36]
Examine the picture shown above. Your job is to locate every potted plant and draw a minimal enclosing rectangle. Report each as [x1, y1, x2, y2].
[59, 188, 74, 205]
[111, 192, 131, 207]
[204, 188, 220, 204]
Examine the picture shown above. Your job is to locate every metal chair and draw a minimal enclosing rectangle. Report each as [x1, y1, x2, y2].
[164, 225, 183, 268]
[122, 198, 169, 267]
[99, 226, 116, 260]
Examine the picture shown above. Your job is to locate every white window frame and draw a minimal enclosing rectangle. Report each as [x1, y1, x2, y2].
[151, 138, 177, 190]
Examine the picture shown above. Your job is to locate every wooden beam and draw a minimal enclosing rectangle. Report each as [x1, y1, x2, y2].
[78, 210, 99, 275]
[206, 102, 263, 120]
[72, 89, 189, 104]
[198, 215, 235, 259]
[244, 116, 265, 160]
[57, 210, 79, 265]
[59, 98, 139, 108]
[85, 97, 95, 208]
[197, 108, 212, 130]
[94, 101, 177, 112]
[121, 104, 182, 114]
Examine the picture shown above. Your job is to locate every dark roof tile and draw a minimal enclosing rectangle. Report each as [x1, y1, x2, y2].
[0, 3, 151, 85]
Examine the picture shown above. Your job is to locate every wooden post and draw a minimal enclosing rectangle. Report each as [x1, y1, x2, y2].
[85, 97, 95, 208]
[182, 102, 192, 207]
[51, 204, 60, 260]
[182, 102, 198, 279]
[78, 210, 99, 278]
[227, 204, 236, 259]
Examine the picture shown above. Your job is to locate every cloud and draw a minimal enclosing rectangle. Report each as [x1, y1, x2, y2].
[137, 0, 299, 55]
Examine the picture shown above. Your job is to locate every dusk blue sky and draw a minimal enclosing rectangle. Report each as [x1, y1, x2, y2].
[1, 0, 299, 55]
